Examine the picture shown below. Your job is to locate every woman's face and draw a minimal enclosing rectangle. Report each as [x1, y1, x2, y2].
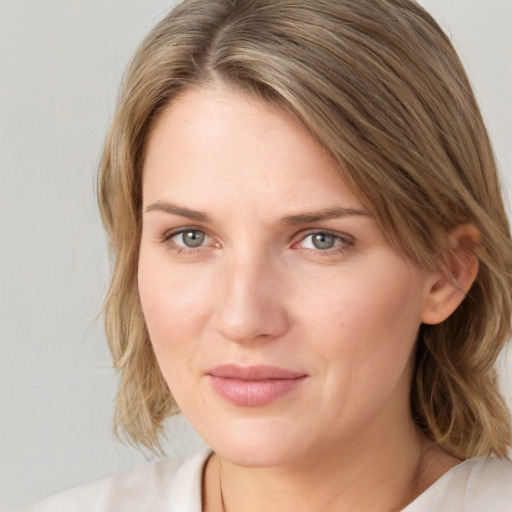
[138, 85, 439, 467]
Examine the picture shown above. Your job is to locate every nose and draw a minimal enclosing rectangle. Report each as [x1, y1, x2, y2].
[212, 253, 290, 344]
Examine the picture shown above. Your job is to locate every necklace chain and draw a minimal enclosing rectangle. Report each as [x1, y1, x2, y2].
[219, 458, 227, 512]
[216, 441, 435, 512]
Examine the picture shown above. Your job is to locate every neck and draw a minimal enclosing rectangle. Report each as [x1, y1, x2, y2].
[203, 417, 454, 512]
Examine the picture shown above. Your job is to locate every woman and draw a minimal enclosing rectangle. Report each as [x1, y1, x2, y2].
[23, 0, 512, 510]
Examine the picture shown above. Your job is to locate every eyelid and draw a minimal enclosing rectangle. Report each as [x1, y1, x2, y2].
[158, 226, 354, 255]
[161, 226, 220, 251]
[292, 229, 355, 252]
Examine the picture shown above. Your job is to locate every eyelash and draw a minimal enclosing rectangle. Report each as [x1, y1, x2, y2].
[160, 228, 355, 256]
[294, 230, 354, 256]
[161, 228, 216, 256]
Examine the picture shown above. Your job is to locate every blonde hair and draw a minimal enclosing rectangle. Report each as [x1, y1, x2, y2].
[98, 0, 512, 456]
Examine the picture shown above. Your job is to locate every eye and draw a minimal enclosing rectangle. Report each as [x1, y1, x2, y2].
[167, 229, 211, 248]
[305, 232, 338, 250]
[176, 230, 205, 247]
[296, 231, 353, 252]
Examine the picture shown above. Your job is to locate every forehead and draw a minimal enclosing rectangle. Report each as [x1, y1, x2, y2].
[142, 86, 366, 217]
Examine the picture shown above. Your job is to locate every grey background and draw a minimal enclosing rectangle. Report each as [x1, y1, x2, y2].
[1, 1, 511, 510]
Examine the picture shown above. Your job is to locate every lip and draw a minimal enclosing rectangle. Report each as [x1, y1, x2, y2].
[207, 364, 308, 407]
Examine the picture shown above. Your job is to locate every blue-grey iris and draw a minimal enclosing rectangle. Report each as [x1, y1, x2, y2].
[182, 230, 205, 247]
[312, 233, 336, 250]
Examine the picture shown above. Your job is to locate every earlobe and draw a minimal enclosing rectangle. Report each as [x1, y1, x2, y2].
[421, 225, 481, 325]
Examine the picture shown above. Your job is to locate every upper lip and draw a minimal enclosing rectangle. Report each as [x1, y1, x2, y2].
[207, 364, 307, 381]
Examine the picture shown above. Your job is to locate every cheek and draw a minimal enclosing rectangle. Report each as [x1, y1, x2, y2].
[297, 262, 426, 382]
[298, 264, 424, 341]
[137, 254, 212, 374]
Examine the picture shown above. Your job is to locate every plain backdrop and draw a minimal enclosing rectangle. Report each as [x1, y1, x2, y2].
[0, 1, 511, 510]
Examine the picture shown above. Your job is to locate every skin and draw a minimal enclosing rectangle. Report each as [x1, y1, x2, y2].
[138, 84, 474, 511]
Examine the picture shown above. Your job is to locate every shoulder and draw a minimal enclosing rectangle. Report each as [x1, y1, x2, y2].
[453, 457, 512, 505]
[19, 449, 212, 512]
[405, 456, 512, 511]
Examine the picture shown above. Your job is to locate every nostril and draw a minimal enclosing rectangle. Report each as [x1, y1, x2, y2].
[212, 259, 290, 343]
[213, 298, 289, 344]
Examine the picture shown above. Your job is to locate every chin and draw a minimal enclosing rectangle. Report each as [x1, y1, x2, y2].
[197, 416, 306, 468]
[215, 443, 299, 469]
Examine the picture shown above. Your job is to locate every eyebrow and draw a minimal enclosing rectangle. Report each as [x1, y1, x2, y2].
[281, 207, 369, 224]
[145, 201, 210, 221]
[145, 200, 369, 225]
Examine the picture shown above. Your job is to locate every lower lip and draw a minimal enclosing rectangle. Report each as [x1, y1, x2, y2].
[208, 376, 306, 407]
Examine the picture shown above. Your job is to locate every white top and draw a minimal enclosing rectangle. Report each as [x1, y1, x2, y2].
[19, 449, 512, 512]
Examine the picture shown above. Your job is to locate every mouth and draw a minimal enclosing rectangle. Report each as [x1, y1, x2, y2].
[207, 364, 308, 407]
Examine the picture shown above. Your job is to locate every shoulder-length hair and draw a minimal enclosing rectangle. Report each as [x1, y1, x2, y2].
[98, 0, 512, 457]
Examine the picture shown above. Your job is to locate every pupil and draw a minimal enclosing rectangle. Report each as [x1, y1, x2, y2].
[183, 230, 205, 247]
[312, 233, 335, 250]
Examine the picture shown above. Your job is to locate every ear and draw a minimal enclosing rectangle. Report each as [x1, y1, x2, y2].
[421, 224, 481, 325]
